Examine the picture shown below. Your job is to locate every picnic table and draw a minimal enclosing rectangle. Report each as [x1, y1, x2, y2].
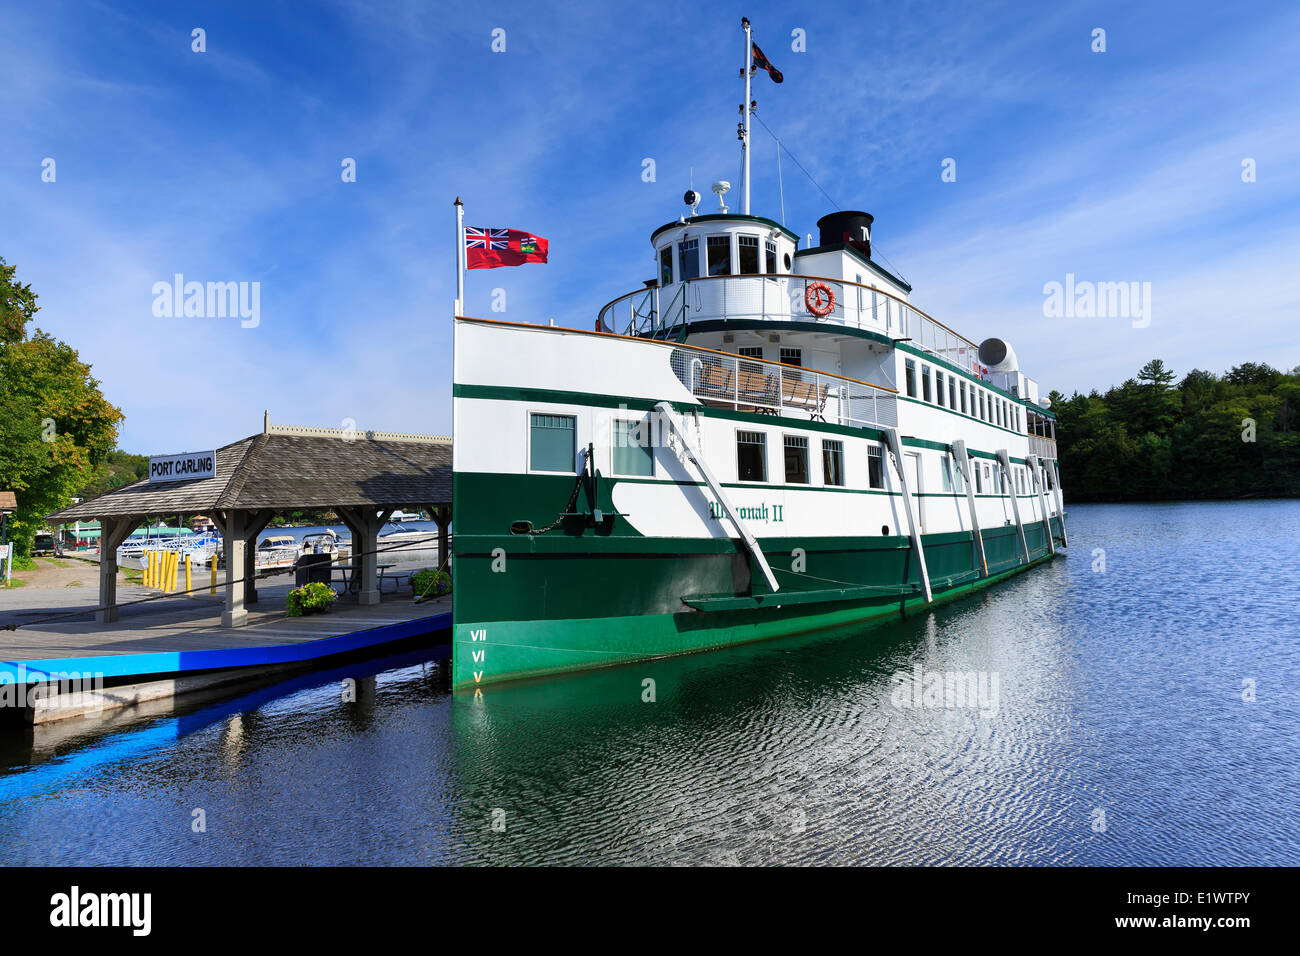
[331, 563, 398, 594]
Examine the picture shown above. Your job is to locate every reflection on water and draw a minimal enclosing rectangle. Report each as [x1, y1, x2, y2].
[0, 502, 1297, 865]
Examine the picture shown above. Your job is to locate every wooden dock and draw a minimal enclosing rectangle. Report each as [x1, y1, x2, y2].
[0, 581, 451, 725]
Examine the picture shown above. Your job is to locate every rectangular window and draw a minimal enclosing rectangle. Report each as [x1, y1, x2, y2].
[905, 360, 917, 398]
[822, 439, 845, 486]
[738, 345, 763, 360]
[678, 238, 699, 280]
[954, 457, 965, 492]
[784, 435, 809, 483]
[612, 419, 654, 477]
[529, 413, 575, 473]
[707, 235, 732, 276]
[779, 347, 802, 367]
[941, 455, 953, 492]
[935, 370, 945, 407]
[960, 381, 968, 415]
[974, 461, 984, 494]
[737, 430, 767, 481]
[738, 235, 760, 275]
[867, 445, 884, 489]
[922, 365, 932, 403]
[949, 376, 957, 409]
[765, 239, 777, 274]
[978, 390, 985, 421]
[659, 246, 672, 286]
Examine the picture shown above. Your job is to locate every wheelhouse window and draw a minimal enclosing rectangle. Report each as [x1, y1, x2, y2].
[822, 439, 845, 486]
[779, 347, 802, 367]
[922, 365, 932, 403]
[867, 445, 885, 489]
[529, 413, 575, 473]
[659, 246, 672, 286]
[612, 419, 654, 477]
[905, 360, 917, 398]
[707, 235, 732, 276]
[737, 430, 767, 481]
[935, 370, 946, 407]
[678, 238, 700, 280]
[784, 435, 809, 484]
[765, 239, 778, 274]
[738, 234, 760, 275]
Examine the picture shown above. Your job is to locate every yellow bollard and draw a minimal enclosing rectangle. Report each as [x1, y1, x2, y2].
[210, 554, 218, 595]
[169, 552, 178, 592]
[145, 551, 155, 588]
[185, 554, 192, 594]
[160, 552, 169, 593]
[163, 552, 173, 593]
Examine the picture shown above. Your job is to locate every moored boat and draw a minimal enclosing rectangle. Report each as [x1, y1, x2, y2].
[451, 20, 1067, 691]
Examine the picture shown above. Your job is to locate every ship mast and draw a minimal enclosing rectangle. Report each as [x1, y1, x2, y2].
[741, 17, 752, 216]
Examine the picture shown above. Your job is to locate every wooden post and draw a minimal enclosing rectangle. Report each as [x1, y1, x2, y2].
[218, 510, 248, 627]
[96, 515, 137, 624]
[434, 504, 452, 571]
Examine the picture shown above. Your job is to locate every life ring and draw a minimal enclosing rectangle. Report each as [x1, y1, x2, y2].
[805, 282, 835, 317]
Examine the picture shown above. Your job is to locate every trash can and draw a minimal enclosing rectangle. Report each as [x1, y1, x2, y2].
[295, 553, 332, 587]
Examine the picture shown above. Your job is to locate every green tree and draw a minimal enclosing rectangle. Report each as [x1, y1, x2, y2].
[0, 257, 123, 556]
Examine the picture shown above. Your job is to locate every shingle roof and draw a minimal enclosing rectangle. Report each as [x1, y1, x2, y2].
[46, 431, 452, 522]
[0, 491, 17, 512]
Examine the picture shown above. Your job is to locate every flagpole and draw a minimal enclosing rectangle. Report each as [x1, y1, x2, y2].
[454, 196, 465, 315]
[742, 18, 752, 216]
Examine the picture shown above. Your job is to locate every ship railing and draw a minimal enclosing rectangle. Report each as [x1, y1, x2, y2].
[668, 347, 898, 430]
[597, 274, 985, 376]
[1028, 436, 1058, 461]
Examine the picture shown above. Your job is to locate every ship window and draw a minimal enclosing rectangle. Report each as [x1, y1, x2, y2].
[784, 435, 809, 484]
[738, 234, 760, 275]
[974, 462, 984, 494]
[949, 377, 957, 409]
[783, 252, 792, 270]
[612, 419, 654, 477]
[529, 413, 576, 473]
[978, 390, 986, 421]
[737, 430, 767, 481]
[935, 371, 946, 407]
[707, 235, 732, 276]
[765, 240, 778, 274]
[960, 381, 968, 415]
[738, 346, 763, 360]
[867, 445, 884, 489]
[905, 360, 917, 398]
[922, 365, 932, 403]
[779, 347, 802, 367]
[659, 246, 673, 286]
[941, 455, 953, 492]
[678, 238, 700, 280]
[822, 439, 845, 486]
[954, 457, 965, 492]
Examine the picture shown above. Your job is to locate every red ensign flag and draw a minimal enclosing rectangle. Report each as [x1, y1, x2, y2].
[464, 226, 549, 269]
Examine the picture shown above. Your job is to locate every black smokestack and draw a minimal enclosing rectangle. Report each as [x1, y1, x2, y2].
[816, 210, 874, 257]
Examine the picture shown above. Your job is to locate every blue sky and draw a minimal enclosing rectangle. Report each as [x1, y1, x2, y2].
[3, 0, 1298, 452]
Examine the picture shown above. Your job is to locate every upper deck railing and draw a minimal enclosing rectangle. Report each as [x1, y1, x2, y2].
[596, 273, 986, 377]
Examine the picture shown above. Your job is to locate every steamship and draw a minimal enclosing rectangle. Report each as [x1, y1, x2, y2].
[450, 25, 1066, 691]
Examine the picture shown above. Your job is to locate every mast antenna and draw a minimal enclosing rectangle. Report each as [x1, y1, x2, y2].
[741, 17, 752, 215]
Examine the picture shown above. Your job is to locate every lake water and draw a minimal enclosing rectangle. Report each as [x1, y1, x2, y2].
[1, 501, 1296, 865]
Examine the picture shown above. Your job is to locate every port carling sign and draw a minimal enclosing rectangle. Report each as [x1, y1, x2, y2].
[149, 451, 216, 483]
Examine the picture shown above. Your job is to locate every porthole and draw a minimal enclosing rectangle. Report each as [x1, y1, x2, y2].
[783, 252, 792, 270]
